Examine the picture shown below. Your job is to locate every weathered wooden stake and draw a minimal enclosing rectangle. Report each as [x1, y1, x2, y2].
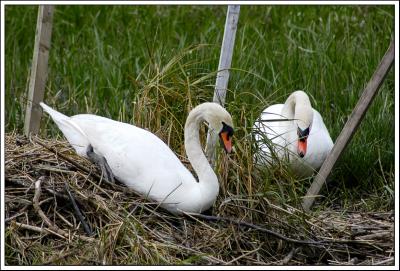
[302, 40, 395, 212]
[24, 5, 54, 136]
[205, 5, 240, 165]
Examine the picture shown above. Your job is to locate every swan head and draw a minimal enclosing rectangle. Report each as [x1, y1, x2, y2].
[189, 102, 234, 153]
[206, 103, 234, 154]
[218, 121, 234, 153]
[293, 92, 313, 158]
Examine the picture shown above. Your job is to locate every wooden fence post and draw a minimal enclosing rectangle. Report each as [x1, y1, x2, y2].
[24, 5, 54, 136]
[205, 5, 240, 165]
[302, 40, 395, 212]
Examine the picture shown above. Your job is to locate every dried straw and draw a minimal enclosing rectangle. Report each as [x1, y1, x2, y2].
[4, 132, 394, 265]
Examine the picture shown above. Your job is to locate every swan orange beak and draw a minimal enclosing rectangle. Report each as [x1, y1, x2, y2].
[297, 126, 310, 158]
[297, 139, 307, 158]
[219, 131, 232, 154]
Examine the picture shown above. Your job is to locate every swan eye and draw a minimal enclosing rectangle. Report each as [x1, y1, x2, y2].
[221, 121, 234, 138]
[297, 126, 310, 140]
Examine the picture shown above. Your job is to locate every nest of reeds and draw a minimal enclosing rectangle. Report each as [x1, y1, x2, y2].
[4, 132, 394, 265]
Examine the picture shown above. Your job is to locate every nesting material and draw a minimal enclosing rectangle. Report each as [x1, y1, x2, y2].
[4, 132, 394, 265]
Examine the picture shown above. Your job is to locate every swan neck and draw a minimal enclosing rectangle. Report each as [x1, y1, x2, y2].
[184, 107, 219, 196]
[282, 95, 296, 119]
[282, 91, 311, 120]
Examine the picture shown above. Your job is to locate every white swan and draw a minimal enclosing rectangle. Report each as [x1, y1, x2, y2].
[40, 102, 234, 214]
[253, 90, 333, 176]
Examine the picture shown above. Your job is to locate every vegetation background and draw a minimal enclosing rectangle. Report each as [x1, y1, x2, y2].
[4, 4, 395, 265]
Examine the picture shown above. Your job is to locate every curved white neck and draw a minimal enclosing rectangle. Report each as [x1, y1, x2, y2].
[281, 91, 311, 121]
[280, 91, 312, 151]
[184, 106, 219, 201]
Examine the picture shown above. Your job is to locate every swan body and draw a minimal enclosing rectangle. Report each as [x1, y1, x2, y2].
[253, 91, 333, 176]
[40, 102, 234, 214]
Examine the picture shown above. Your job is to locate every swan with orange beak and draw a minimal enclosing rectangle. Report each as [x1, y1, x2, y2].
[254, 90, 333, 177]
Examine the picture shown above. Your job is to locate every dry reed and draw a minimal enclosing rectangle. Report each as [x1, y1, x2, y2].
[4, 132, 394, 266]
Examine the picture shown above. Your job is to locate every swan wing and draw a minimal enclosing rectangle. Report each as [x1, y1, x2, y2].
[303, 109, 334, 169]
[70, 115, 196, 200]
[253, 104, 296, 163]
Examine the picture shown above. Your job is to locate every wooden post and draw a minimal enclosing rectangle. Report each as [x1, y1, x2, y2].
[205, 5, 240, 165]
[302, 40, 395, 212]
[24, 5, 54, 136]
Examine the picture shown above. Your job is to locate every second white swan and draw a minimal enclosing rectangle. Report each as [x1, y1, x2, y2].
[40, 102, 234, 214]
[253, 90, 333, 177]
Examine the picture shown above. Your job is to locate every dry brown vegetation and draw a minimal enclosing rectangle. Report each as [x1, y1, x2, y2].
[5, 132, 394, 266]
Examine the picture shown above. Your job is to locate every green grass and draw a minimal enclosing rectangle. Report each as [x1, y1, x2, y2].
[5, 4, 394, 213]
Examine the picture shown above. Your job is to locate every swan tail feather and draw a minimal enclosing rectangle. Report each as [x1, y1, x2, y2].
[40, 102, 90, 157]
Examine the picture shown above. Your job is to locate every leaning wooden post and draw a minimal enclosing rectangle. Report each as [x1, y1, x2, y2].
[302, 40, 394, 212]
[24, 5, 54, 136]
[205, 5, 240, 165]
